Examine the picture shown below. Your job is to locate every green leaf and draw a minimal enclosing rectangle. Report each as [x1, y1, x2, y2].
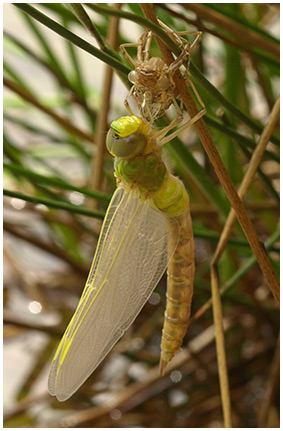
[4, 162, 110, 204]
[3, 189, 105, 219]
[14, 3, 130, 76]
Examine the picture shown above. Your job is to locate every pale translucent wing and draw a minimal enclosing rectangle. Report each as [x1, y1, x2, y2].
[48, 188, 124, 397]
[48, 187, 179, 401]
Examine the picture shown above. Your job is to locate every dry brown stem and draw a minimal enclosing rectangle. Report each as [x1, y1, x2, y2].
[3, 392, 49, 422]
[258, 333, 280, 427]
[182, 4, 279, 58]
[3, 310, 62, 337]
[159, 4, 271, 60]
[249, 56, 276, 113]
[88, 4, 122, 209]
[211, 97, 280, 309]
[190, 201, 279, 216]
[210, 265, 232, 427]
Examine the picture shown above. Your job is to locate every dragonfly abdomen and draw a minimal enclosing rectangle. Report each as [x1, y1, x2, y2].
[160, 206, 195, 373]
[153, 174, 189, 217]
[151, 172, 195, 370]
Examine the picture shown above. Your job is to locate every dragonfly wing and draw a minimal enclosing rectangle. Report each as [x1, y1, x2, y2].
[48, 187, 179, 401]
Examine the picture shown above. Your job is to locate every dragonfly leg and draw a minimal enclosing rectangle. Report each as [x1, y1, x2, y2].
[124, 85, 136, 116]
[120, 29, 152, 67]
[143, 30, 153, 61]
[157, 19, 186, 50]
[154, 98, 183, 142]
[167, 49, 190, 87]
[185, 75, 206, 115]
[120, 37, 147, 67]
[172, 30, 203, 54]
[157, 19, 203, 54]
[159, 69, 206, 145]
[159, 107, 206, 146]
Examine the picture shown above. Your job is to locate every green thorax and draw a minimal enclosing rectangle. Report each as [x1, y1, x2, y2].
[107, 115, 189, 217]
[114, 152, 168, 196]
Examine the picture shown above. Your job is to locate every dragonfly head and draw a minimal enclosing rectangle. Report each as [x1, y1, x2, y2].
[106, 116, 149, 159]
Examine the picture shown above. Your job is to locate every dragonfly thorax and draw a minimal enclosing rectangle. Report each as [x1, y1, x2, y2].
[114, 152, 168, 196]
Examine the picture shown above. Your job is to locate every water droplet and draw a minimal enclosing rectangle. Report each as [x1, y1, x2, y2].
[69, 191, 84, 205]
[110, 409, 122, 420]
[170, 370, 182, 383]
[11, 198, 26, 210]
[28, 301, 42, 314]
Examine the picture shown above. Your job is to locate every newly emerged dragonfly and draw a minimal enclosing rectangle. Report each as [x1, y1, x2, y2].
[48, 115, 194, 401]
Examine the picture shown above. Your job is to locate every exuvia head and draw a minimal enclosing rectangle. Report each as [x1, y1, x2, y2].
[106, 116, 149, 159]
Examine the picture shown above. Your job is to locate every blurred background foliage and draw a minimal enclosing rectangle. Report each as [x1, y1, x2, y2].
[3, 3, 279, 428]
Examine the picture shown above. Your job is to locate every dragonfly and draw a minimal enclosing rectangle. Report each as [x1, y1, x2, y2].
[48, 115, 195, 401]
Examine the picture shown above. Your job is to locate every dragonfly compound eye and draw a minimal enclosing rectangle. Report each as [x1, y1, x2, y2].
[106, 129, 147, 159]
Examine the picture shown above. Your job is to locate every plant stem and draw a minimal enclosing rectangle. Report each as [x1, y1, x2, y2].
[212, 97, 280, 264]
[182, 4, 279, 58]
[89, 3, 122, 209]
[189, 228, 280, 324]
[4, 163, 110, 203]
[4, 189, 105, 219]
